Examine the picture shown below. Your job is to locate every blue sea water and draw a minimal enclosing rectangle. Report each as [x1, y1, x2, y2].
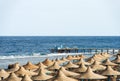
[0, 36, 120, 68]
[0, 36, 120, 55]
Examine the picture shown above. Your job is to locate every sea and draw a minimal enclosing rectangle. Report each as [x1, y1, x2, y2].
[0, 36, 120, 69]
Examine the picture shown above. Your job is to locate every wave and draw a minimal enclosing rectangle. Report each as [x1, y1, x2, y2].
[47, 53, 83, 56]
[0, 53, 44, 59]
[0, 50, 118, 60]
[0, 52, 85, 60]
[0, 55, 38, 60]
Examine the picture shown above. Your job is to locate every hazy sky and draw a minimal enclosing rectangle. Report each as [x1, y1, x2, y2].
[0, 0, 120, 36]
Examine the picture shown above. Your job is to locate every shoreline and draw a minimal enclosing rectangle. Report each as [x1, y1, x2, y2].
[0, 52, 119, 81]
[0, 52, 116, 69]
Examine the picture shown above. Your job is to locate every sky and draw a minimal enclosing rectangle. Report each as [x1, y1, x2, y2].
[0, 0, 120, 36]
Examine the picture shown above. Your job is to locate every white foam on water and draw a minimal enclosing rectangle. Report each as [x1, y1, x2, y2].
[0, 55, 35, 59]
[0, 52, 85, 60]
[46, 53, 83, 56]
[0, 50, 118, 60]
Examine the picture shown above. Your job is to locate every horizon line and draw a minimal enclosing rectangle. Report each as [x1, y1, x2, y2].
[0, 35, 120, 37]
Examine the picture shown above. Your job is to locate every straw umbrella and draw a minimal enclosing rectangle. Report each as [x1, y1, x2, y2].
[75, 55, 81, 60]
[97, 53, 107, 60]
[112, 55, 120, 72]
[87, 58, 95, 64]
[101, 53, 111, 58]
[47, 62, 60, 71]
[47, 70, 78, 81]
[101, 65, 120, 81]
[4, 73, 21, 81]
[23, 61, 38, 71]
[91, 61, 106, 71]
[79, 54, 87, 59]
[0, 69, 9, 80]
[34, 65, 53, 75]
[60, 57, 69, 66]
[64, 61, 79, 69]
[72, 62, 87, 73]
[74, 58, 90, 65]
[7, 63, 20, 73]
[8, 62, 20, 69]
[15, 67, 37, 77]
[92, 54, 104, 62]
[21, 75, 33, 81]
[52, 59, 55, 63]
[61, 57, 69, 62]
[97, 53, 108, 61]
[55, 58, 64, 64]
[91, 54, 107, 62]
[66, 55, 74, 60]
[76, 66, 107, 81]
[112, 55, 120, 64]
[32, 69, 53, 81]
[59, 67, 79, 77]
[36, 62, 47, 68]
[72, 55, 79, 60]
[42, 58, 54, 66]
[103, 59, 117, 66]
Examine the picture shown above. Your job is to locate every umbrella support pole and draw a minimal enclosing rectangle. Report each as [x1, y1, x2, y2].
[112, 75, 117, 81]
[88, 79, 90, 81]
[108, 76, 111, 81]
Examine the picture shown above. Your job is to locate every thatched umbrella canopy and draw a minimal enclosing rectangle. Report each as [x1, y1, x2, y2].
[92, 54, 104, 62]
[4, 73, 21, 81]
[97, 53, 107, 60]
[92, 60, 101, 65]
[79, 54, 87, 59]
[61, 57, 69, 62]
[34, 65, 53, 74]
[23, 62, 38, 70]
[101, 53, 111, 58]
[72, 62, 87, 73]
[8, 62, 20, 69]
[112, 55, 120, 64]
[66, 55, 74, 60]
[103, 59, 118, 66]
[47, 62, 60, 71]
[72, 55, 79, 60]
[74, 58, 90, 65]
[64, 61, 79, 69]
[101, 66, 120, 76]
[42, 58, 54, 66]
[76, 66, 107, 80]
[91, 60, 106, 71]
[52, 59, 55, 63]
[32, 69, 52, 81]
[7, 63, 20, 73]
[74, 55, 79, 59]
[55, 58, 64, 64]
[15, 67, 37, 77]
[0, 69, 9, 80]
[47, 70, 78, 81]
[87, 58, 95, 64]
[59, 67, 79, 77]
[101, 66, 120, 81]
[21, 75, 33, 81]
[36, 62, 47, 68]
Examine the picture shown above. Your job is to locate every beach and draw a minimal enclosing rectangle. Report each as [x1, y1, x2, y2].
[0, 52, 120, 81]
